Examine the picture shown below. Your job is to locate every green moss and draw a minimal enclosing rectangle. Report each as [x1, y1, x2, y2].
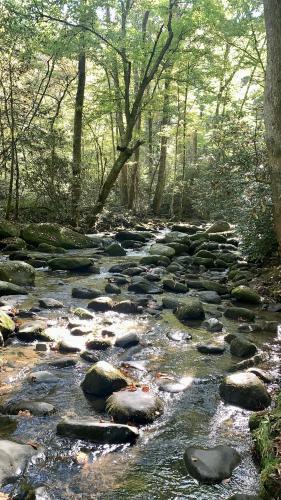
[251, 392, 281, 499]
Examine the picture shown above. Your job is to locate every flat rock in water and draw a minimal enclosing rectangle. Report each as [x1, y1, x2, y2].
[202, 318, 223, 332]
[57, 417, 139, 444]
[197, 343, 225, 355]
[72, 287, 101, 299]
[38, 298, 63, 308]
[3, 400, 55, 416]
[58, 340, 81, 353]
[106, 388, 163, 424]
[0, 439, 37, 483]
[197, 291, 221, 304]
[88, 297, 113, 311]
[28, 371, 59, 384]
[167, 331, 192, 342]
[184, 445, 241, 484]
[115, 333, 140, 348]
[73, 308, 94, 319]
[47, 357, 77, 368]
[0, 280, 27, 296]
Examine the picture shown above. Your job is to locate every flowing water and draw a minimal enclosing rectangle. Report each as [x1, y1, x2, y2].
[0, 229, 280, 499]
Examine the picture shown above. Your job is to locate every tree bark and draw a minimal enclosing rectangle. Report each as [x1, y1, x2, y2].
[263, 0, 281, 250]
[152, 78, 170, 214]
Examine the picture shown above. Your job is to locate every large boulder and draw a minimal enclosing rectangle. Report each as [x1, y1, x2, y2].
[0, 439, 37, 483]
[21, 223, 96, 249]
[72, 287, 101, 299]
[106, 388, 163, 424]
[224, 307, 255, 322]
[176, 298, 205, 321]
[37, 243, 66, 254]
[115, 230, 146, 242]
[48, 257, 98, 272]
[140, 255, 170, 266]
[0, 221, 19, 239]
[183, 445, 240, 484]
[186, 279, 228, 295]
[230, 337, 257, 358]
[88, 297, 114, 312]
[0, 261, 35, 286]
[231, 286, 260, 305]
[2, 400, 55, 416]
[57, 418, 139, 444]
[149, 244, 175, 258]
[0, 311, 15, 339]
[105, 243, 126, 256]
[219, 372, 271, 410]
[81, 361, 128, 396]
[206, 221, 231, 233]
[0, 280, 27, 296]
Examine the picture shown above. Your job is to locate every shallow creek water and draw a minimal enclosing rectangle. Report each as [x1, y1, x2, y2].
[0, 230, 281, 499]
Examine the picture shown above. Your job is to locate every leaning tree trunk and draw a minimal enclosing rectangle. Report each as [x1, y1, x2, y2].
[152, 78, 170, 214]
[263, 0, 281, 251]
[71, 51, 86, 226]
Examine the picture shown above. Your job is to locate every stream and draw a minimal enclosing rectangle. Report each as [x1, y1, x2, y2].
[0, 225, 280, 499]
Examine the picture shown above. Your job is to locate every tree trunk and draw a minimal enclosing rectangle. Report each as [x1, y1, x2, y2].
[71, 51, 86, 226]
[152, 78, 170, 214]
[128, 114, 141, 210]
[263, 0, 281, 250]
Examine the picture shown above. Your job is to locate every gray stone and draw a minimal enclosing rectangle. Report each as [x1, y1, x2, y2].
[219, 372, 271, 410]
[72, 287, 101, 299]
[106, 388, 163, 424]
[113, 300, 139, 314]
[197, 291, 221, 304]
[48, 257, 96, 272]
[105, 283, 121, 294]
[115, 333, 140, 348]
[38, 297, 63, 308]
[176, 298, 205, 321]
[3, 400, 55, 416]
[88, 297, 113, 312]
[57, 418, 139, 444]
[230, 337, 257, 358]
[149, 244, 176, 258]
[0, 439, 37, 483]
[0, 280, 27, 296]
[184, 445, 240, 484]
[81, 361, 128, 396]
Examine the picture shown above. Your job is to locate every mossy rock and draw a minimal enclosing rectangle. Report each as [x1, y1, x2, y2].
[81, 361, 128, 396]
[207, 221, 231, 233]
[140, 255, 170, 266]
[57, 418, 139, 444]
[208, 233, 227, 243]
[189, 233, 208, 242]
[38, 243, 66, 254]
[231, 286, 260, 305]
[0, 261, 35, 286]
[230, 337, 257, 358]
[195, 250, 216, 260]
[176, 298, 205, 321]
[1, 237, 27, 251]
[149, 244, 175, 258]
[0, 280, 27, 296]
[224, 307, 255, 322]
[105, 243, 126, 256]
[48, 257, 97, 272]
[0, 221, 20, 239]
[0, 311, 15, 338]
[21, 223, 97, 249]
[193, 257, 214, 268]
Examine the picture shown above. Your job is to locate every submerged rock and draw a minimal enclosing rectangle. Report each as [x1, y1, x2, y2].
[219, 372, 271, 411]
[0, 439, 37, 483]
[106, 388, 163, 424]
[57, 418, 139, 444]
[21, 223, 96, 249]
[176, 298, 205, 321]
[0, 260, 35, 286]
[81, 361, 128, 396]
[184, 445, 240, 484]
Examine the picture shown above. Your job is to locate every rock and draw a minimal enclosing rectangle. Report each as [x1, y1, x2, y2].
[106, 388, 163, 424]
[247, 368, 273, 383]
[231, 286, 260, 304]
[162, 297, 181, 310]
[80, 350, 100, 363]
[0, 261, 35, 286]
[219, 372, 271, 410]
[72, 287, 101, 299]
[28, 371, 59, 384]
[224, 307, 255, 322]
[3, 400, 55, 416]
[36, 343, 48, 351]
[88, 297, 113, 311]
[149, 244, 175, 258]
[176, 298, 205, 321]
[193, 257, 214, 268]
[81, 361, 128, 396]
[162, 279, 188, 293]
[57, 418, 139, 444]
[167, 242, 189, 255]
[140, 255, 170, 266]
[183, 445, 240, 484]
[202, 318, 223, 332]
[21, 223, 96, 249]
[2, 237, 27, 251]
[47, 357, 77, 368]
[105, 283, 121, 294]
[197, 343, 225, 354]
[38, 298, 63, 308]
[113, 300, 139, 314]
[186, 279, 228, 295]
[121, 240, 143, 249]
[16, 321, 49, 342]
[167, 331, 192, 341]
[158, 378, 192, 393]
[105, 243, 126, 256]
[227, 495, 261, 500]
[128, 278, 162, 294]
[0, 311, 15, 338]
[0, 221, 19, 239]
[171, 223, 201, 234]
[115, 333, 140, 348]
[38, 243, 66, 253]
[70, 326, 91, 336]
[197, 291, 221, 304]
[230, 337, 257, 358]
[0, 280, 27, 296]
[73, 307, 94, 319]
[48, 257, 97, 272]
[207, 221, 231, 233]
[85, 336, 112, 350]
[123, 266, 145, 276]
[115, 231, 146, 242]
[58, 340, 81, 353]
[0, 439, 37, 484]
